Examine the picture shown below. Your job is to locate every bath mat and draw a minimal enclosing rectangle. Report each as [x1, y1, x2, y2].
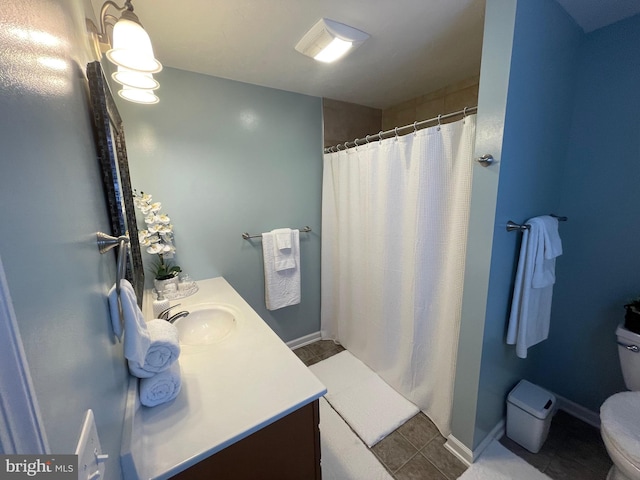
[320, 398, 393, 480]
[310, 350, 419, 447]
[457, 439, 551, 480]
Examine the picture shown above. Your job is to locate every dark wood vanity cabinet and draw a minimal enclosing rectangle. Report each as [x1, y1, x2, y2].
[171, 400, 321, 480]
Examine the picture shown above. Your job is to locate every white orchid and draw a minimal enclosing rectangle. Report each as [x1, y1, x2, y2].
[133, 190, 182, 280]
[146, 243, 165, 255]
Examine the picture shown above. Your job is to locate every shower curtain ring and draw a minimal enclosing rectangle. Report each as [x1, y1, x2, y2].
[354, 138, 359, 148]
[437, 114, 442, 130]
[378, 131, 383, 142]
[365, 134, 370, 144]
[344, 142, 349, 150]
[413, 121, 418, 135]
[394, 127, 399, 140]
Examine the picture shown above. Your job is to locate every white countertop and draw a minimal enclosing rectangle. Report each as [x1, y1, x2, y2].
[122, 277, 326, 480]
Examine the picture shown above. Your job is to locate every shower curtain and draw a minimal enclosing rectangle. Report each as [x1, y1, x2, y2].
[321, 115, 476, 436]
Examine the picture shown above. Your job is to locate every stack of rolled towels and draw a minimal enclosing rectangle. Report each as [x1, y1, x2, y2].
[109, 280, 182, 407]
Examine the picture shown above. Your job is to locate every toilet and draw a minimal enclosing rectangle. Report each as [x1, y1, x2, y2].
[600, 325, 640, 480]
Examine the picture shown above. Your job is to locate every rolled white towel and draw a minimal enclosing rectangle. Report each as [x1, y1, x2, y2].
[128, 319, 180, 378]
[139, 361, 182, 407]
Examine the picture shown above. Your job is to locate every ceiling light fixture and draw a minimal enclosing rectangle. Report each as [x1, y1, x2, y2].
[295, 18, 369, 64]
[87, 0, 161, 104]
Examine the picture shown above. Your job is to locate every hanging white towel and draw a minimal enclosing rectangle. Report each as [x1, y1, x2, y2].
[139, 361, 182, 407]
[262, 229, 301, 310]
[119, 279, 151, 367]
[128, 319, 181, 378]
[272, 228, 296, 271]
[274, 228, 292, 250]
[108, 283, 123, 341]
[507, 216, 563, 358]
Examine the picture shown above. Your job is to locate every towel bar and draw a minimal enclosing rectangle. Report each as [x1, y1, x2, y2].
[242, 226, 312, 240]
[506, 214, 567, 232]
[96, 232, 130, 294]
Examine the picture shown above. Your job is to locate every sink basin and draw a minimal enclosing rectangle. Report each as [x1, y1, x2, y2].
[173, 303, 238, 345]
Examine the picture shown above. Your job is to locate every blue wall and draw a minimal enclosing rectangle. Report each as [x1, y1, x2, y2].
[452, 0, 583, 449]
[473, 0, 583, 446]
[528, 13, 640, 410]
[116, 68, 324, 343]
[0, 1, 129, 477]
[455, 0, 640, 452]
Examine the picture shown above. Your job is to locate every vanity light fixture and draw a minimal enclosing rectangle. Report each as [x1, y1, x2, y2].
[87, 0, 161, 104]
[295, 18, 369, 64]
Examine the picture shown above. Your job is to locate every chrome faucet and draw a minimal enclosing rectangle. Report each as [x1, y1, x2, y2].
[167, 311, 189, 324]
[158, 304, 189, 323]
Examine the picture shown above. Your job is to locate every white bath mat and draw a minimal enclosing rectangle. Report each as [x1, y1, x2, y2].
[320, 398, 393, 480]
[310, 350, 419, 447]
[457, 440, 551, 480]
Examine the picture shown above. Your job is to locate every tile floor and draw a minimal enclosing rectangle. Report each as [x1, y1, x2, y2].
[500, 409, 612, 480]
[294, 340, 613, 480]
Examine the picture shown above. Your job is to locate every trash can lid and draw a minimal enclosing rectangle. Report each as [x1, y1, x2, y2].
[507, 380, 556, 420]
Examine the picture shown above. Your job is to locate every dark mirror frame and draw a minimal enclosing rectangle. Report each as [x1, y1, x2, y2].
[87, 61, 145, 305]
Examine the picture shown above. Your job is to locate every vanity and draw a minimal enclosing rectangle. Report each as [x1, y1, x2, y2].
[121, 277, 326, 480]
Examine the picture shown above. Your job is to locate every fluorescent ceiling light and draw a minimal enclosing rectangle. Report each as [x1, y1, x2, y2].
[295, 18, 369, 63]
[314, 37, 352, 63]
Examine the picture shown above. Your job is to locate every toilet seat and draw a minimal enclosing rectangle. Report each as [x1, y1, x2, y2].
[601, 392, 640, 468]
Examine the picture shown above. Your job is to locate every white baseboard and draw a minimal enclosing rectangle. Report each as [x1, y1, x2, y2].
[556, 393, 601, 428]
[445, 435, 474, 466]
[445, 419, 505, 466]
[286, 331, 322, 350]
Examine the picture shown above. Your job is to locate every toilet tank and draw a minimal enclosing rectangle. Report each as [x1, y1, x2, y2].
[616, 325, 640, 390]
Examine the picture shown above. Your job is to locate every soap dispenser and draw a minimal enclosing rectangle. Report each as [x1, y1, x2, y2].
[152, 290, 170, 318]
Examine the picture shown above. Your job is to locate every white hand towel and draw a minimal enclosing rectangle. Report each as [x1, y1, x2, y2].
[262, 229, 301, 310]
[507, 216, 562, 358]
[128, 319, 181, 378]
[541, 216, 563, 258]
[272, 228, 296, 271]
[274, 228, 292, 250]
[530, 216, 562, 288]
[119, 280, 151, 368]
[139, 361, 182, 407]
[108, 283, 123, 341]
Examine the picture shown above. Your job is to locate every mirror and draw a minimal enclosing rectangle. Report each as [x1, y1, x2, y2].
[87, 61, 144, 305]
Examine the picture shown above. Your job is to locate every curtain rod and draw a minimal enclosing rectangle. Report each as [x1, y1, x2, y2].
[324, 105, 478, 154]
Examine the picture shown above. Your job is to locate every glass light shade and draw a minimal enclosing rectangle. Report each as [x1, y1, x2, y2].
[118, 86, 159, 104]
[112, 66, 159, 90]
[106, 18, 162, 73]
[314, 38, 353, 63]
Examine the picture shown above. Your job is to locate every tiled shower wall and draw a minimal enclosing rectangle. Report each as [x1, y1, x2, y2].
[322, 76, 479, 149]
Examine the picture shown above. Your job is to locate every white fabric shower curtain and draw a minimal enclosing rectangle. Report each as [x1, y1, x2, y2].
[321, 115, 476, 436]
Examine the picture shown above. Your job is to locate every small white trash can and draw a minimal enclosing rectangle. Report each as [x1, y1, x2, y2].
[506, 379, 556, 453]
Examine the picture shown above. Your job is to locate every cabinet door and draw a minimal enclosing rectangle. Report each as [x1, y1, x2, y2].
[172, 400, 321, 480]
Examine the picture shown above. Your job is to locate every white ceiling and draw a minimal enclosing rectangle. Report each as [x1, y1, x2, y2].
[92, 0, 640, 110]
